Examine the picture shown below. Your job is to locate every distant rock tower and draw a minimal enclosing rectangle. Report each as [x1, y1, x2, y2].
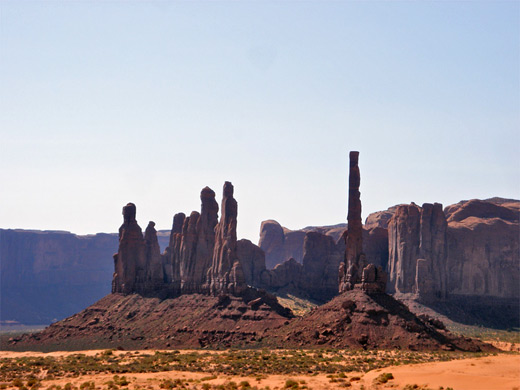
[112, 203, 164, 296]
[339, 151, 387, 293]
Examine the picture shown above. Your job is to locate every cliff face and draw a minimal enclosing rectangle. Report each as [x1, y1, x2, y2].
[258, 220, 347, 269]
[300, 232, 343, 301]
[239, 230, 344, 303]
[387, 203, 447, 299]
[386, 198, 519, 300]
[0, 229, 116, 325]
[258, 221, 306, 269]
[445, 199, 519, 298]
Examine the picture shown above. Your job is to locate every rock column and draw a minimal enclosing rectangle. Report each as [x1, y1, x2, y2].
[112, 203, 146, 294]
[339, 151, 365, 291]
[207, 181, 247, 295]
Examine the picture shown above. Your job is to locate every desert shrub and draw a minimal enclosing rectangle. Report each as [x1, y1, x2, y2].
[113, 376, 129, 387]
[200, 376, 217, 382]
[283, 379, 299, 389]
[158, 380, 174, 390]
[104, 381, 118, 390]
[374, 372, 394, 384]
[80, 382, 95, 390]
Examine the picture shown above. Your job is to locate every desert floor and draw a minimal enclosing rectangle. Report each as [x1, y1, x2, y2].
[1, 349, 518, 390]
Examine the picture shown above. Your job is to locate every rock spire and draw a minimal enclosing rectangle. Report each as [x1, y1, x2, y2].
[207, 181, 247, 295]
[339, 151, 386, 293]
[112, 203, 164, 296]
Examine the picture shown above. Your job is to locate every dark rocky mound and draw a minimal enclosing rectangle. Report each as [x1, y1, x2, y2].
[265, 289, 492, 351]
[8, 292, 291, 351]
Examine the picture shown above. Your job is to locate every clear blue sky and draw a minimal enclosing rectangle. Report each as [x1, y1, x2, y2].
[1, 1, 519, 242]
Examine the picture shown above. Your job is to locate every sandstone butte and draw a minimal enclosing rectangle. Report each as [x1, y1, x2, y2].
[7, 153, 497, 353]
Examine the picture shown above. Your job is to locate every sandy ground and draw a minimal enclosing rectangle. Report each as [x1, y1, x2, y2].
[1, 350, 519, 390]
[363, 354, 520, 390]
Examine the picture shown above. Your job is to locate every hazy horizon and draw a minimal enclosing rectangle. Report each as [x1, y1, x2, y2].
[1, 1, 519, 243]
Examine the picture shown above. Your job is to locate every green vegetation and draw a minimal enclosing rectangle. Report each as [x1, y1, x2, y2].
[447, 323, 520, 344]
[374, 372, 394, 384]
[0, 349, 489, 384]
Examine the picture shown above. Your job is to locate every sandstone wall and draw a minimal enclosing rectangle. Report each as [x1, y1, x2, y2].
[445, 199, 519, 298]
[386, 198, 519, 300]
[387, 203, 447, 299]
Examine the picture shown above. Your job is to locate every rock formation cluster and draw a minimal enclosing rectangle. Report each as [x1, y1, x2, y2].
[112, 182, 251, 299]
[3, 154, 518, 328]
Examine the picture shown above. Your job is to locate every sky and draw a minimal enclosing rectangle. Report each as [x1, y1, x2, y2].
[1, 1, 519, 243]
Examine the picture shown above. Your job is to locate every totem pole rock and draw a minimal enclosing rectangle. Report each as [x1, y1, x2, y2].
[339, 152, 386, 294]
[339, 152, 365, 292]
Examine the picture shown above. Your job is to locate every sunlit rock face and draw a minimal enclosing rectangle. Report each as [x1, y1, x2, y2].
[387, 203, 448, 299]
[444, 199, 519, 299]
[385, 198, 519, 301]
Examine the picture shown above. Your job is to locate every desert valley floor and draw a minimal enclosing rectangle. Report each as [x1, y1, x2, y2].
[1, 348, 519, 390]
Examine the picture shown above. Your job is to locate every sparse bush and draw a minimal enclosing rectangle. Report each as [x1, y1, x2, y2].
[80, 382, 95, 390]
[374, 372, 394, 384]
[283, 379, 299, 389]
[113, 376, 129, 387]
